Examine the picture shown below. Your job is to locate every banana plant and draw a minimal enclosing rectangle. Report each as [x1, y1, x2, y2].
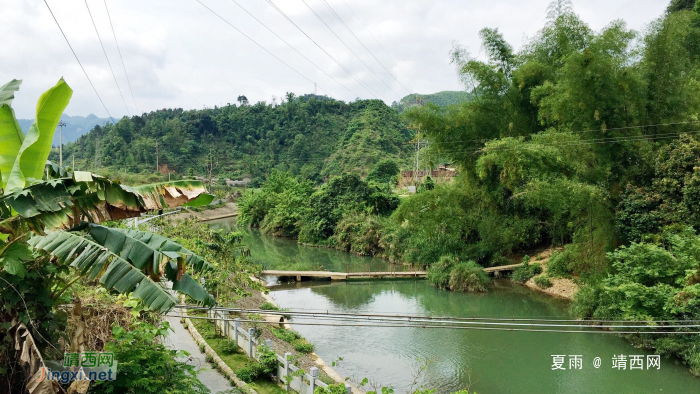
[0, 78, 217, 312]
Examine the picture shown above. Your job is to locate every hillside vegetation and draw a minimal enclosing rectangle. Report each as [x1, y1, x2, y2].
[63, 95, 412, 184]
[240, 0, 700, 374]
[392, 91, 472, 113]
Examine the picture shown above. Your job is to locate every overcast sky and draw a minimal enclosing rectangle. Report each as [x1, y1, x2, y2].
[1, 0, 668, 119]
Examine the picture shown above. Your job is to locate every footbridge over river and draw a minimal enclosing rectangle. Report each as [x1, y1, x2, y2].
[261, 262, 527, 282]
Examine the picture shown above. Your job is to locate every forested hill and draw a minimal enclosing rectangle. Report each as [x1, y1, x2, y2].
[63, 95, 413, 183]
[392, 91, 472, 113]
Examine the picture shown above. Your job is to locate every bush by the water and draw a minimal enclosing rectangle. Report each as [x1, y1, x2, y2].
[427, 255, 490, 292]
[534, 275, 553, 288]
[572, 227, 700, 374]
[449, 261, 490, 292]
[511, 257, 542, 283]
[294, 341, 315, 353]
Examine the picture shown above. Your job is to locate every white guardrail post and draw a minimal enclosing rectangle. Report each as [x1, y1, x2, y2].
[234, 318, 240, 343]
[248, 328, 255, 358]
[345, 383, 352, 394]
[310, 367, 319, 393]
[284, 352, 292, 391]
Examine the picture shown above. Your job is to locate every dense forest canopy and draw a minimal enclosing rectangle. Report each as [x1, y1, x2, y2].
[63, 94, 412, 184]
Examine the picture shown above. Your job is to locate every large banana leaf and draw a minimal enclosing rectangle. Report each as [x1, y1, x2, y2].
[0, 79, 24, 190]
[87, 224, 215, 306]
[1, 173, 214, 233]
[5, 79, 72, 195]
[28, 231, 192, 313]
[107, 226, 213, 272]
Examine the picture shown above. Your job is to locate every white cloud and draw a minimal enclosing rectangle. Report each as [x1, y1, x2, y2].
[0, 0, 668, 118]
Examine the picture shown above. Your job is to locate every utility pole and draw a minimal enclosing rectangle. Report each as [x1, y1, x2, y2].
[314, 82, 317, 96]
[155, 139, 159, 173]
[72, 153, 75, 171]
[57, 120, 66, 167]
[413, 125, 421, 184]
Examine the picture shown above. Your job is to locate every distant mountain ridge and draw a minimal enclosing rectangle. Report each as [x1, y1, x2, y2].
[18, 114, 110, 146]
[392, 91, 472, 113]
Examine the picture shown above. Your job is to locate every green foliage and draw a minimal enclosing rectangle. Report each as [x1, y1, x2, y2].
[66, 97, 411, 180]
[333, 211, 388, 256]
[260, 301, 279, 311]
[392, 91, 473, 113]
[366, 159, 401, 184]
[293, 341, 314, 353]
[271, 327, 302, 343]
[89, 322, 209, 394]
[154, 218, 262, 305]
[426, 255, 454, 289]
[315, 384, 348, 394]
[234, 345, 278, 383]
[426, 255, 490, 292]
[449, 261, 491, 292]
[572, 227, 700, 373]
[300, 174, 400, 243]
[534, 275, 553, 288]
[512, 258, 542, 283]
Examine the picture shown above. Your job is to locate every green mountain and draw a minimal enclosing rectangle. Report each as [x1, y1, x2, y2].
[392, 91, 472, 113]
[18, 113, 110, 146]
[63, 95, 412, 183]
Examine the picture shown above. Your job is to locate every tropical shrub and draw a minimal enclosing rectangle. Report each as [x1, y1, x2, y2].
[293, 341, 314, 353]
[534, 275, 553, 288]
[88, 322, 209, 394]
[448, 261, 491, 292]
[0, 79, 215, 393]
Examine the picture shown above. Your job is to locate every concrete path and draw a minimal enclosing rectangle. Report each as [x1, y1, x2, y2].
[164, 316, 234, 394]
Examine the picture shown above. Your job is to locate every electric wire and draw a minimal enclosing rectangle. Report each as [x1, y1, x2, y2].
[42, 0, 115, 123]
[264, 0, 379, 99]
[170, 314, 700, 335]
[299, 0, 398, 99]
[339, 0, 413, 87]
[85, 0, 131, 116]
[402, 120, 700, 146]
[195, 0, 329, 95]
[320, 0, 411, 94]
[174, 305, 700, 325]
[228, 0, 360, 98]
[103, 0, 140, 115]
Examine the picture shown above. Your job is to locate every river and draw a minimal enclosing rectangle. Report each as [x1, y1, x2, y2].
[208, 218, 700, 394]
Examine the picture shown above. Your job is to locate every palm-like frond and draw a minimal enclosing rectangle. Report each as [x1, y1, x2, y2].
[28, 228, 215, 312]
[1, 172, 214, 234]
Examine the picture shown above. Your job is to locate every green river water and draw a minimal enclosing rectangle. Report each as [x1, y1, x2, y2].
[208, 218, 700, 394]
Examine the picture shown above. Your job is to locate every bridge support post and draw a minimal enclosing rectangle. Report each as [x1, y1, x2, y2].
[296, 274, 301, 282]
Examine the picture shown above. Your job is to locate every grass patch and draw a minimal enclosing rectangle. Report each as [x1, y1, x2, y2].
[190, 319, 285, 394]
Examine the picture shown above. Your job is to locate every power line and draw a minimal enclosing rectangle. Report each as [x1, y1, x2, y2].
[423, 130, 700, 156]
[174, 315, 700, 335]
[299, 0, 399, 99]
[228, 0, 359, 98]
[103, 0, 140, 115]
[195, 0, 328, 95]
[339, 0, 413, 88]
[43, 0, 115, 123]
[264, 0, 379, 99]
[85, 0, 130, 116]
[171, 307, 700, 334]
[176, 305, 700, 325]
[320, 0, 411, 94]
[403, 120, 700, 146]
